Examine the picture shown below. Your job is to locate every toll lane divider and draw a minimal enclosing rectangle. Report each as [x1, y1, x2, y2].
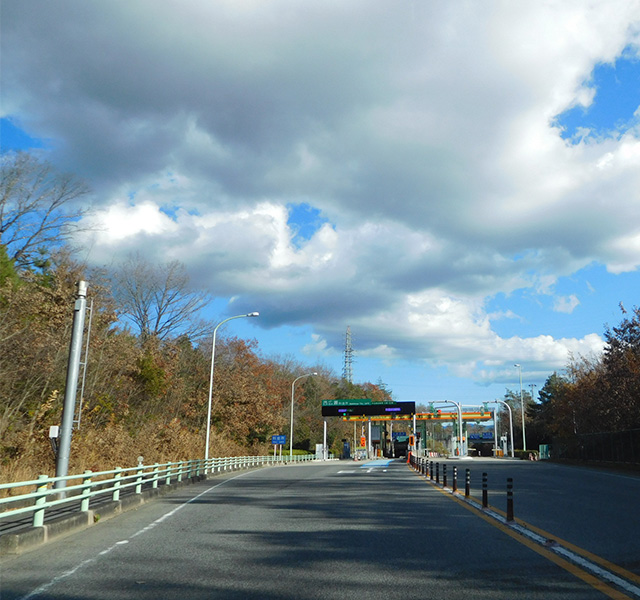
[0, 453, 320, 555]
[408, 455, 640, 599]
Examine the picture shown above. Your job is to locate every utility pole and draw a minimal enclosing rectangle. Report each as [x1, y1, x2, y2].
[55, 281, 88, 490]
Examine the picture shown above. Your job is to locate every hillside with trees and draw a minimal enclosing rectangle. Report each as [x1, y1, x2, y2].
[2, 151, 638, 483]
[498, 305, 640, 461]
[0, 152, 386, 484]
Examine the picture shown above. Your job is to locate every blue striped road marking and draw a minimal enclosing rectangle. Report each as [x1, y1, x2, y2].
[359, 459, 393, 468]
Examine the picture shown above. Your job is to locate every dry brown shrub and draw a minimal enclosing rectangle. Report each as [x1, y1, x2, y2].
[1, 419, 263, 489]
[0, 432, 55, 486]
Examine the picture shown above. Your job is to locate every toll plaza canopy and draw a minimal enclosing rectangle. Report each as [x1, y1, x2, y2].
[321, 399, 416, 417]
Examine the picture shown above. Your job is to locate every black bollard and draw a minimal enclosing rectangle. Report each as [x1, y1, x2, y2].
[465, 468, 470, 497]
[443, 464, 447, 488]
[482, 472, 488, 508]
[507, 477, 514, 521]
[429, 461, 434, 480]
[452, 466, 458, 492]
[436, 462, 440, 484]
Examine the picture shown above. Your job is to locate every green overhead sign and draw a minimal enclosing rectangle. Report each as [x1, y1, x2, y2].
[321, 399, 416, 417]
[321, 399, 372, 406]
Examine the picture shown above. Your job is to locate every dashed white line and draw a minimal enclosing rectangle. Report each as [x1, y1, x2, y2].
[18, 471, 253, 600]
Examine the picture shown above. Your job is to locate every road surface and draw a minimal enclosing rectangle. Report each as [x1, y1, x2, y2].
[1, 458, 638, 599]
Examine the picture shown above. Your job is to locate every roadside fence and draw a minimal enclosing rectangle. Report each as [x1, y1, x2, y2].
[555, 429, 640, 464]
[0, 453, 316, 532]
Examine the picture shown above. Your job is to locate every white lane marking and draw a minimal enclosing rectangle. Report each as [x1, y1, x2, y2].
[18, 471, 254, 600]
[453, 491, 640, 597]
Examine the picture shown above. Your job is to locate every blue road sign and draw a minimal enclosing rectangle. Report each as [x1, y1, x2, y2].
[271, 435, 286, 445]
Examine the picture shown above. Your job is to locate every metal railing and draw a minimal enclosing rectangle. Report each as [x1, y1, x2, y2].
[0, 453, 316, 530]
[554, 429, 640, 464]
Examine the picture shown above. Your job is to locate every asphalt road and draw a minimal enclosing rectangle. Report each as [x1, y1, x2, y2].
[456, 457, 640, 573]
[1, 459, 638, 600]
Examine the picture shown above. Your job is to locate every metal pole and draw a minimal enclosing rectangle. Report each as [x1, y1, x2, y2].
[323, 419, 327, 460]
[515, 364, 526, 451]
[507, 402, 515, 458]
[75, 298, 94, 430]
[489, 399, 515, 458]
[456, 402, 464, 456]
[55, 281, 88, 489]
[353, 422, 357, 456]
[432, 400, 464, 457]
[493, 408, 498, 457]
[290, 372, 317, 458]
[412, 413, 417, 456]
[206, 313, 259, 463]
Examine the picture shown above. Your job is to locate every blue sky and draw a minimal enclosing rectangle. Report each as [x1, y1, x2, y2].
[555, 55, 640, 142]
[2, 1, 640, 407]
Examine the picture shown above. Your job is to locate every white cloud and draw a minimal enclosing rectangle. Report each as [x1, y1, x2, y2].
[554, 295, 580, 314]
[3, 0, 638, 387]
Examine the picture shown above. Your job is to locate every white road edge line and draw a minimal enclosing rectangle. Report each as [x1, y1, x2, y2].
[18, 470, 254, 600]
[437, 481, 640, 598]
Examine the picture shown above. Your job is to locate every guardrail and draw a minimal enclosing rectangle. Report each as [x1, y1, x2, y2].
[0, 453, 316, 530]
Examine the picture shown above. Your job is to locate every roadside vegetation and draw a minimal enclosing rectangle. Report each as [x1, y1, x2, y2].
[2, 152, 638, 483]
[0, 152, 386, 484]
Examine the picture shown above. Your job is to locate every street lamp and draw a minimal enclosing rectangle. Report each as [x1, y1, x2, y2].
[485, 400, 515, 458]
[290, 372, 318, 459]
[205, 312, 259, 465]
[432, 400, 465, 457]
[514, 363, 526, 451]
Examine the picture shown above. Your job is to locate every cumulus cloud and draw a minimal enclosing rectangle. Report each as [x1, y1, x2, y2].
[554, 295, 580, 314]
[3, 0, 639, 386]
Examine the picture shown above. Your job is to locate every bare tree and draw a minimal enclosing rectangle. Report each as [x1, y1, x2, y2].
[112, 255, 211, 342]
[0, 151, 90, 269]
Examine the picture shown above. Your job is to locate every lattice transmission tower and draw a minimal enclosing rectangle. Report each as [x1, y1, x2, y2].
[342, 326, 355, 383]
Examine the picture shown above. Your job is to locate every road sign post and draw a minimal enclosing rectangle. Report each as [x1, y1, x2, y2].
[272, 435, 286, 461]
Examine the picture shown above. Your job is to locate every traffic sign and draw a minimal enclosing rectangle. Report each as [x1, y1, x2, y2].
[271, 435, 286, 445]
[321, 399, 415, 417]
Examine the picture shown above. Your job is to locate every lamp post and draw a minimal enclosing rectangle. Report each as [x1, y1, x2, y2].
[485, 400, 515, 458]
[205, 312, 259, 465]
[432, 400, 465, 457]
[514, 363, 526, 451]
[290, 372, 318, 459]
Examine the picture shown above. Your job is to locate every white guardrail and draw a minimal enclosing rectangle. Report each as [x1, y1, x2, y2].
[0, 454, 318, 529]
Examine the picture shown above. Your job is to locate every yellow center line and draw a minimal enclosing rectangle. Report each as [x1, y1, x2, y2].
[411, 468, 635, 600]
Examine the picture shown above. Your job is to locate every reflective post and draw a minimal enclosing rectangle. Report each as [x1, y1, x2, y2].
[482, 472, 488, 508]
[507, 478, 514, 521]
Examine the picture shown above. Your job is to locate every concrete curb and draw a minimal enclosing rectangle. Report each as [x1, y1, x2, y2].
[0, 474, 207, 557]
